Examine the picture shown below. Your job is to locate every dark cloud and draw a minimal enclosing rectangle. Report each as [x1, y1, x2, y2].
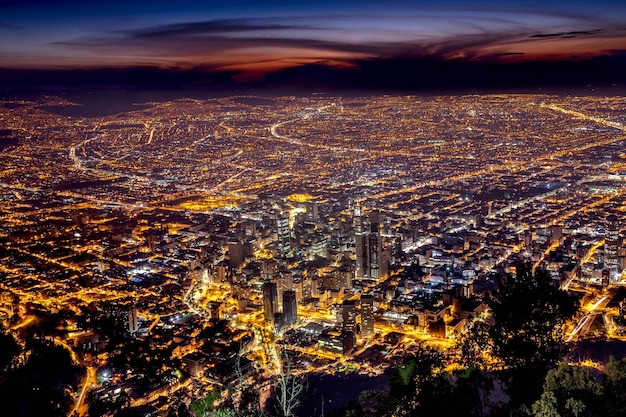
[529, 29, 602, 38]
[3, 51, 626, 94]
[126, 19, 306, 39]
[255, 51, 626, 93]
[53, 23, 411, 66]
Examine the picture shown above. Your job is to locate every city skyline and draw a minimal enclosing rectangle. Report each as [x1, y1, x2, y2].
[2, 92, 626, 416]
[3, 2, 626, 416]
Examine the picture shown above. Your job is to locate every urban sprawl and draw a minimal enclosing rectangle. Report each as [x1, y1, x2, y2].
[1, 93, 626, 415]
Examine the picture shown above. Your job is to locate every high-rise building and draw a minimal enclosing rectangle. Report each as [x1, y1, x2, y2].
[354, 207, 367, 280]
[606, 215, 620, 280]
[360, 294, 374, 337]
[367, 233, 381, 279]
[127, 307, 139, 334]
[333, 267, 353, 290]
[354, 209, 389, 282]
[277, 271, 293, 309]
[276, 213, 291, 257]
[342, 300, 358, 335]
[263, 282, 278, 322]
[282, 290, 297, 325]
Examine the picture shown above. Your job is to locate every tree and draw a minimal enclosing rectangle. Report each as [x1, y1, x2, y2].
[531, 362, 602, 417]
[0, 328, 20, 371]
[357, 390, 393, 417]
[0, 338, 84, 417]
[275, 355, 304, 417]
[387, 347, 453, 417]
[482, 264, 579, 404]
[602, 356, 626, 417]
[487, 264, 578, 371]
[190, 390, 221, 417]
[458, 320, 492, 371]
[452, 367, 495, 417]
[532, 392, 560, 417]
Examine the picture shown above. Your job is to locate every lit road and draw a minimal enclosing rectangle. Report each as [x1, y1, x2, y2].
[542, 103, 626, 133]
[567, 295, 610, 342]
[10, 314, 35, 330]
[73, 366, 96, 416]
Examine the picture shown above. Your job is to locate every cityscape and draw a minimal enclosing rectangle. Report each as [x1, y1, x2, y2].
[1, 92, 626, 416]
[3, 0, 626, 416]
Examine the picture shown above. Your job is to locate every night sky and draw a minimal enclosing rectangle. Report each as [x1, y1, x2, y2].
[2, 0, 626, 91]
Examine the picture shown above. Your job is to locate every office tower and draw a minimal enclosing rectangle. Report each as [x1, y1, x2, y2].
[277, 271, 293, 309]
[276, 213, 291, 257]
[333, 267, 352, 290]
[261, 259, 277, 281]
[606, 215, 620, 280]
[216, 264, 227, 283]
[481, 202, 492, 217]
[354, 207, 367, 279]
[303, 274, 319, 299]
[524, 230, 534, 248]
[367, 233, 381, 279]
[354, 208, 388, 282]
[263, 282, 278, 322]
[282, 290, 297, 325]
[127, 307, 139, 334]
[342, 300, 358, 335]
[360, 294, 374, 337]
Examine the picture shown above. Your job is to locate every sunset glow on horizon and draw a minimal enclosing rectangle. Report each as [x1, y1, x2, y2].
[2, 0, 625, 81]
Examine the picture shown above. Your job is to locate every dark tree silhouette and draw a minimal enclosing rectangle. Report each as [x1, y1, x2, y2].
[468, 263, 579, 406]
[531, 362, 603, 417]
[602, 356, 626, 417]
[0, 338, 84, 417]
[487, 264, 578, 371]
[387, 347, 453, 417]
[0, 327, 20, 371]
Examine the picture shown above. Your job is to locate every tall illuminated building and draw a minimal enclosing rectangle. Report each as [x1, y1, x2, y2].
[367, 233, 382, 280]
[354, 209, 388, 282]
[127, 307, 139, 335]
[276, 212, 291, 258]
[342, 300, 358, 335]
[360, 294, 374, 337]
[277, 271, 293, 309]
[263, 282, 278, 322]
[606, 215, 620, 280]
[354, 207, 367, 279]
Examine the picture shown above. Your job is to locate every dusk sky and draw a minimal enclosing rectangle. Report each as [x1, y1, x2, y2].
[2, 0, 626, 90]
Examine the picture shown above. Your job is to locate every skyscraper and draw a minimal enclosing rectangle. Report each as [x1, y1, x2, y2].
[276, 212, 291, 257]
[277, 271, 293, 309]
[367, 233, 381, 280]
[282, 290, 297, 325]
[263, 282, 278, 322]
[360, 294, 374, 337]
[606, 215, 620, 280]
[127, 306, 139, 334]
[342, 300, 358, 335]
[354, 208, 388, 282]
[354, 207, 367, 279]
